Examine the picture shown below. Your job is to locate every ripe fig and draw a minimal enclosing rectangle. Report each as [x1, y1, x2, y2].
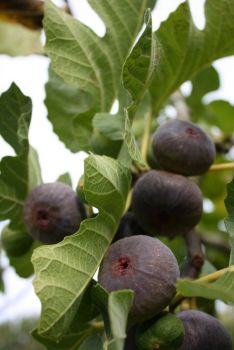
[152, 119, 216, 176]
[113, 212, 148, 242]
[178, 310, 232, 350]
[131, 170, 203, 237]
[98, 235, 179, 323]
[23, 182, 86, 244]
[136, 312, 184, 350]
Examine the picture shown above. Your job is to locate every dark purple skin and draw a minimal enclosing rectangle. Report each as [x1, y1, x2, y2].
[178, 310, 232, 350]
[131, 170, 203, 238]
[152, 119, 216, 176]
[23, 182, 85, 244]
[112, 211, 148, 243]
[98, 235, 180, 323]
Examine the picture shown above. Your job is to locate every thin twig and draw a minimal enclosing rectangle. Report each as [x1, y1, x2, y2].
[208, 162, 234, 172]
[181, 230, 204, 279]
[170, 265, 234, 310]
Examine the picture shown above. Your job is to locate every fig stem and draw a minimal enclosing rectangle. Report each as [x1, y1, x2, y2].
[124, 189, 132, 213]
[170, 265, 234, 310]
[140, 110, 153, 168]
[181, 230, 204, 279]
[208, 162, 234, 172]
[64, 0, 73, 15]
[199, 232, 230, 254]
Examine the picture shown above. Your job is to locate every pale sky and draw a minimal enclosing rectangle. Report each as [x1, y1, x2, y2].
[0, 0, 233, 324]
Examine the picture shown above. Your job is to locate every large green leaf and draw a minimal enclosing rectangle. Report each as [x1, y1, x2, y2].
[122, 10, 157, 120]
[107, 290, 134, 350]
[225, 177, 234, 265]
[187, 66, 220, 112]
[0, 83, 41, 230]
[120, 10, 156, 167]
[206, 100, 234, 133]
[79, 335, 103, 350]
[45, 68, 95, 152]
[32, 324, 100, 350]
[0, 22, 43, 56]
[32, 154, 131, 339]
[0, 84, 42, 277]
[44, 0, 156, 152]
[149, 0, 234, 114]
[176, 271, 234, 304]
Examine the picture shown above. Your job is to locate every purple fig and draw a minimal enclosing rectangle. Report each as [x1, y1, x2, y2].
[178, 310, 232, 350]
[152, 119, 216, 176]
[23, 182, 86, 244]
[98, 235, 179, 323]
[131, 170, 203, 238]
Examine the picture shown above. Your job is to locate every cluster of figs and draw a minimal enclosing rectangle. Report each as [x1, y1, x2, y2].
[3, 119, 231, 349]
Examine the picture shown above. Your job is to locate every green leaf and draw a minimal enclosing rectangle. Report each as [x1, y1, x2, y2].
[107, 290, 134, 350]
[149, 0, 234, 113]
[121, 10, 156, 168]
[44, 0, 156, 152]
[123, 111, 145, 168]
[206, 100, 234, 133]
[32, 154, 131, 339]
[177, 271, 234, 304]
[123, 9, 157, 120]
[79, 335, 103, 350]
[92, 284, 111, 338]
[28, 147, 43, 191]
[45, 68, 95, 152]
[0, 22, 43, 56]
[56, 173, 73, 187]
[9, 241, 41, 278]
[32, 324, 99, 350]
[93, 113, 124, 141]
[224, 177, 234, 265]
[187, 66, 220, 109]
[0, 83, 41, 230]
[1, 224, 33, 257]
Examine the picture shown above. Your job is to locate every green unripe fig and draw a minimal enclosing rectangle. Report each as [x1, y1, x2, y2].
[1, 225, 33, 257]
[136, 312, 184, 350]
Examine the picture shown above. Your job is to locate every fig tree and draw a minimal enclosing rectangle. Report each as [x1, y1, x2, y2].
[152, 119, 216, 176]
[98, 235, 180, 323]
[131, 170, 203, 237]
[178, 310, 232, 350]
[23, 182, 86, 244]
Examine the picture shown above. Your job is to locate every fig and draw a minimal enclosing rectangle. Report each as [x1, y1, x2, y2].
[131, 170, 203, 237]
[98, 235, 179, 323]
[23, 182, 86, 244]
[178, 310, 232, 350]
[113, 212, 148, 242]
[152, 119, 216, 176]
[136, 312, 184, 350]
[1, 225, 33, 257]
